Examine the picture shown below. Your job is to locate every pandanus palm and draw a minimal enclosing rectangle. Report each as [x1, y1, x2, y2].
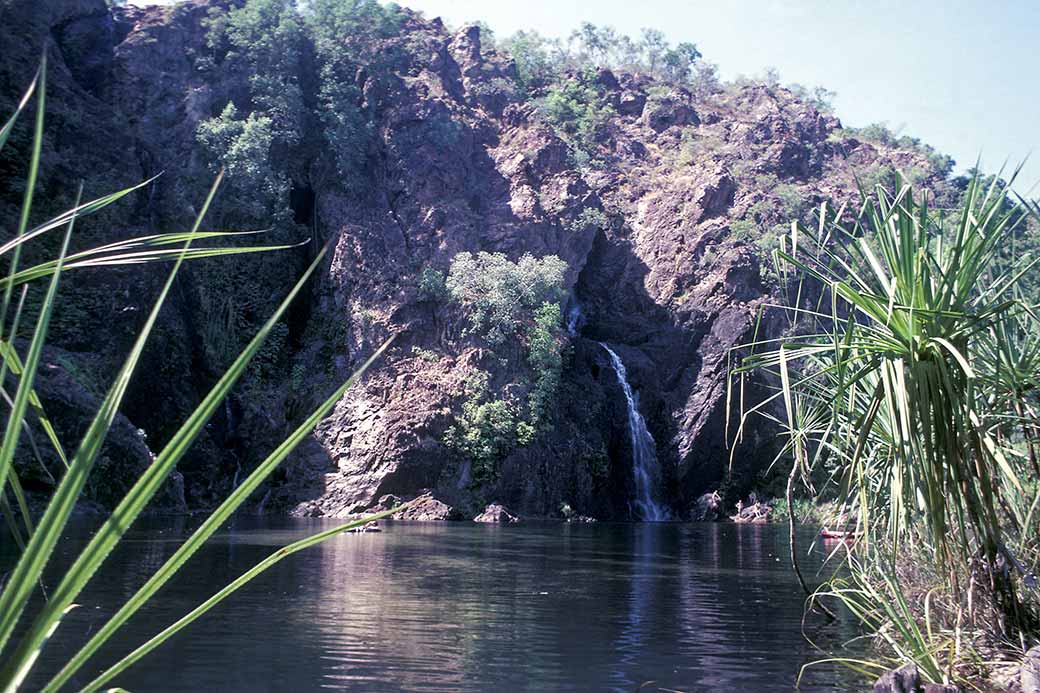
[732, 169, 1040, 633]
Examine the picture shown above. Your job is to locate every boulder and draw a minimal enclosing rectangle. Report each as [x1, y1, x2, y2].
[642, 93, 698, 132]
[874, 665, 920, 693]
[13, 345, 186, 514]
[393, 492, 462, 521]
[730, 494, 772, 524]
[618, 90, 647, 117]
[690, 490, 723, 521]
[873, 664, 959, 693]
[474, 503, 519, 523]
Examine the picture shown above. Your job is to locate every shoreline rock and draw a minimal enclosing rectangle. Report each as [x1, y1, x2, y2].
[474, 503, 519, 523]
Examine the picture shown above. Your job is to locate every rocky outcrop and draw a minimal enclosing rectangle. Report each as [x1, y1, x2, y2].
[12, 346, 186, 514]
[0, 0, 955, 520]
[474, 503, 519, 523]
[391, 492, 463, 521]
[729, 497, 772, 524]
[873, 665, 960, 693]
[690, 491, 723, 521]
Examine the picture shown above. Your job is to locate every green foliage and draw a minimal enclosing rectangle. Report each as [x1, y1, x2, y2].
[539, 73, 614, 165]
[446, 251, 567, 344]
[566, 206, 609, 233]
[731, 172, 1040, 677]
[196, 103, 289, 219]
[417, 266, 449, 302]
[840, 122, 955, 177]
[246, 320, 289, 385]
[499, 31, 559, 94]
[315, 74, 372, 185]
[220, 0, 306, 147]
[443, 253, 568, 478]
[785, 83, 836, 114]
[442, 371, 521, 484]
[526, 302, 563, 428]
[410, 346, 440, 363]
[200, 0, 405, 188]
[955, 169, 1040, 303]
[661, 42, 702, 83]
[555, 23, 702, 86]
[304, 0, 403, 183]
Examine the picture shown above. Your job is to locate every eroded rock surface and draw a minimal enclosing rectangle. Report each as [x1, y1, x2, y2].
[0, 0, 956, 519]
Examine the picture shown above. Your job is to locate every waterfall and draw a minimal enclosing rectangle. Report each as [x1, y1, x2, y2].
[567, 302, 585, 336]
[600, 343, 668, 521]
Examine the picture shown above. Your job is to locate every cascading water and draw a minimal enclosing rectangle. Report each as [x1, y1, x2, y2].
[600, 343, 668, 521]
[566, 302, 585, 337]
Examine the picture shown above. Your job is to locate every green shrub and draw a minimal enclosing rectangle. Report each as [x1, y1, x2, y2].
[443, 371, 520, 483]
[499, 30, 558, 94]
[538, 73, 614, 165]
[417, 267, 449, 302]
[305, 0, 402, 183]
[219, 0, 306, 147]
[526, 302, 563, 428]
[196, 103, 289, 220]
[446, 251, 567, 344]
[442, 254, 568, 477]
[566, 206, 609, 233]
[410, 346, 440, 363]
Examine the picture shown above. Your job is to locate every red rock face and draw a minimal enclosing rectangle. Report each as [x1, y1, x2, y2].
[0, 0, 954, 518]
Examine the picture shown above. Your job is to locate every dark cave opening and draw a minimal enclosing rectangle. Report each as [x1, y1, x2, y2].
[290, 184, 316, 228]
[291, 183, 314, 226]
[286, 184, 318, 348]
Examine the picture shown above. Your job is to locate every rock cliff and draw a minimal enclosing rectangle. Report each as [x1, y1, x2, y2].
[0, 0, 953, 519]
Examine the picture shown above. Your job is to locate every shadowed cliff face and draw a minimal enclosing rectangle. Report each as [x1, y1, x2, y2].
[0, 0, 952, 518]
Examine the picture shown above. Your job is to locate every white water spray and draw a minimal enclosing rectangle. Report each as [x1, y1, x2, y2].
[567, 302, 584, 336]
[600, 343, 668, 521]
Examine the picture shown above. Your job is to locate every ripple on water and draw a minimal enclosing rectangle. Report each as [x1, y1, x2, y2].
[6, 520, 866, 692]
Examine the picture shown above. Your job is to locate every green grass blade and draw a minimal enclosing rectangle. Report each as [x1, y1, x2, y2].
[0, 65, 38, 154]
[0, 342, 69, 470]
[0, 235, 302, 290]
[0, 194, 73, 658]
[0, 54, 45, 374]
[0, 174, 220, 668]
[0, 492, 25, 550]
[43, 333, 395, 691]
[0, 181, 71, 507]
[81, 504, 407, 693]
[24, 245, 330, 687]
[0, 177, 159, 257]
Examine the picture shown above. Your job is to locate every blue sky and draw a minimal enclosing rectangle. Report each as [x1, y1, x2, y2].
[132, 0, 1039, 192]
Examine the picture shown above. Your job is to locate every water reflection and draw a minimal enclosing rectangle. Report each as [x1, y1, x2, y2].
[7, 520, 866, 692]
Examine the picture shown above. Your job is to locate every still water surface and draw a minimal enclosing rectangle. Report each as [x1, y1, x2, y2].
[14, 519, 866, 692]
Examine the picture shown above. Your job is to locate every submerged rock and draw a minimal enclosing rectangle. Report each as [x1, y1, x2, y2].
[474, 503, 519, 523]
